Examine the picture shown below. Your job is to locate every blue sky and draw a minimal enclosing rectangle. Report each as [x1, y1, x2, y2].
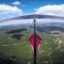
[0, 0, 64, 25]
[0, 0, 64, 14]
[0, 0, 64, 15]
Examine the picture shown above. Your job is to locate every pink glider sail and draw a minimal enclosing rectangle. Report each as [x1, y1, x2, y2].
[29, 34, 41, 53]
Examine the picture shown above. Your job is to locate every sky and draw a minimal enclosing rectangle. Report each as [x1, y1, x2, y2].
[0, 0, 64, 25]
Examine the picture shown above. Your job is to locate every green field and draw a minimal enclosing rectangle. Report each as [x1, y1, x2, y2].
[0, 30, 64, 64]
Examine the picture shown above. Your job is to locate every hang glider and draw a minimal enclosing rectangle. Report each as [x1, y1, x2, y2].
[0, 14, 64, 39]
[0, 14, 64, 23]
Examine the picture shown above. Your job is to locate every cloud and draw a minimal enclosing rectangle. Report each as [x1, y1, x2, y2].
[35, 4, 64, 16]
[11, 1, 27, 7]
[0, 4, 23, 15]
[11, 1, 21, 6]
[0, 4, 23, 19]
[0, 19, 33, 26]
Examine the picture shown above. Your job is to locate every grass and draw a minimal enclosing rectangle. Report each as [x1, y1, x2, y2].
[0, 30, 64, 64]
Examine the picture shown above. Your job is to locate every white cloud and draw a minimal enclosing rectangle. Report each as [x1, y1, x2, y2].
[0, 4, 23, 15]
[0, 19, 33, 26]
[35, 4, 64, 16]
[11, 1, 27, 7]
[11, 1, 21, 6]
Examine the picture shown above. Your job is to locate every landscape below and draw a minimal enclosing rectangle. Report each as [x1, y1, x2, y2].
[0, 22, 64, 64]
